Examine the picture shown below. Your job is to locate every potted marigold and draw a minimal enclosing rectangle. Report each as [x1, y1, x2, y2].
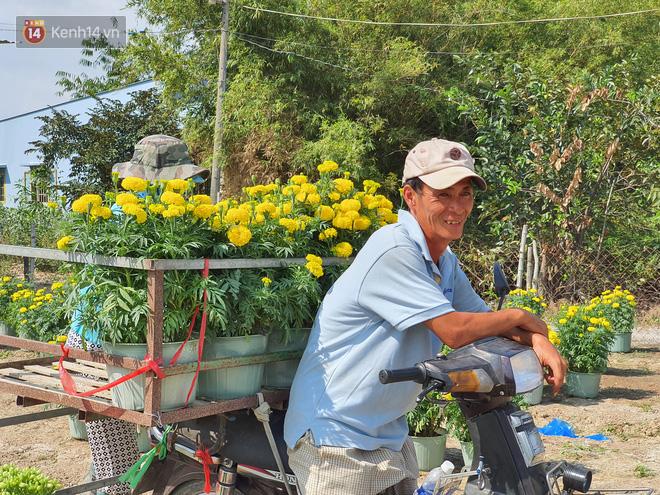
[554, 303, 614, 398]
[590, 287, 637, 353]
[406, 391, 448, 472]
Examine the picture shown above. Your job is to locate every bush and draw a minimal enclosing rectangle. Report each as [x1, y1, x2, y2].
[0, 464, 62, 495]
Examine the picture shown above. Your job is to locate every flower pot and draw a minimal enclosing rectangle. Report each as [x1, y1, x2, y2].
[198, 334, 269, 400]
[262, 328, 311, 389]
[608, 332, 632, 353]
[0, 321, 16, 337]
[411, 433, 447, 472]
[104, 339, 200, 411]
[68, 414, 88, 441]
[522, 383, 544, 405]
[565, 370, 601, 398]
[460, 441, 474, 469]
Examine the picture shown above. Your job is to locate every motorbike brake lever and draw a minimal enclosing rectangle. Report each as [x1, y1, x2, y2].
[415, 381, 446, 404]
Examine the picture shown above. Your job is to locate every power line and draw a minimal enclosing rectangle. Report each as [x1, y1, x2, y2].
[241, 6, 660, 28]
[234, 31, 658, 56]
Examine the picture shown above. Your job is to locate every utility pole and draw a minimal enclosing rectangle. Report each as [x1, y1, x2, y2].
[209, 0, 229, 203]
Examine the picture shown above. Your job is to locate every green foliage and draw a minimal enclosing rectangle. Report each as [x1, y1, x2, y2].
[452, 58, 660, 250]
[28, 88, 181, 199]
[555, 303, 615, 373]
[0, 464, 62, 495]
[406, 391, 446, 438]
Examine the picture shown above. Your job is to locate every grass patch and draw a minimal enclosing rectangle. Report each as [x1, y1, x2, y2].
[634, 465, 655, 478]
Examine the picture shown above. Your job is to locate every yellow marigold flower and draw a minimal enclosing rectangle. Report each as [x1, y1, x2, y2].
[122, 204, 147, 224]
[318, 160, 339, 173]
[47, 202, 58, 208]
[339, 198, 361, 212]
[116, 193, 139, 206]
[363, 180, 380, 194]
[56, 335, 67, 343]
[282, 185, 301, 196]
[19, 307, 27, 313]
[192, 194, 212, 204]
[318, 205, 335, 221]
[90, 205, 112, 220]
[262, 277, 272, 285]
[279, 218, 300, 233]
[587, 326, 596, 332]
[291, 174, 308, 185]
[193, 204, 215, 219]
[306, 262, 324, 278]
[29, 305, 37, 310]
[332, 242, 353, 258]
[217, 199, 231, 212]
[629, 301, 636, 307]
[281, 203, 293, 215]
[121, 177, 147, 192]
[319, 228, 337, 242]
[161, 191, 186, 206]
[306, 254, 322, 265]
[2, 277, 9, 282]
[57, 235, 73, 250]
[149, 204, 166, 215]
[589, 317, 599, 325]
[579, 333, 584, 338]
[224, 208, 250, 224]
[227, 225, 252, 247]
[612, 302, 620, 308]
[255, 202, 277, 216]
[559, 318, 567, 324]
[328, 192, 341, 202]
[305, 193, 321, 205]
[603, 320, 610, 327]
[333, 178, 354, 195]
[332, 214, 353, 230]
[626, 295, 635, 301]
[166, 179, 189, 192]
[162, 205, 183, 218]
[353, 215, 372, 231]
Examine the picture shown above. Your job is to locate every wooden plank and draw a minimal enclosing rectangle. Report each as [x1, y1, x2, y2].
[61, 361, 108, 379]
[24, 365, 111, 393]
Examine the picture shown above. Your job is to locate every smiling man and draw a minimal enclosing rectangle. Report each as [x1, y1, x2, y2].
[283, 138, 566, 495]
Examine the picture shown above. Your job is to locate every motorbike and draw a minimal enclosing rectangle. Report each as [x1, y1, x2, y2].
[133, 263, 651, 495]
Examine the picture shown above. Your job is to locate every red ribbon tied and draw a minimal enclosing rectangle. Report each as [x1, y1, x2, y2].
[195, 447, 214, 493]
[58, 343, 165, 397]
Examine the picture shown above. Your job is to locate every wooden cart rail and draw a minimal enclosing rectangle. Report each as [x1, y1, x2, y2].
[0, 243, 347, 425]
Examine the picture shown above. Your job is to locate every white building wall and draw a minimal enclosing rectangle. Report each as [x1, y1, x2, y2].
[0, 80, 154, 207]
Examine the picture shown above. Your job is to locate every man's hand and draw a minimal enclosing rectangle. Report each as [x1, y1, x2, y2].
[530, 333, 567, 395]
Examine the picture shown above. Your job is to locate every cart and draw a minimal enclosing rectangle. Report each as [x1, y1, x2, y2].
[0, 243, 345, 494]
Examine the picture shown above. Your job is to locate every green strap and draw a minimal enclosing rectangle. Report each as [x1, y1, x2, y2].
[120, 425, 171, 489]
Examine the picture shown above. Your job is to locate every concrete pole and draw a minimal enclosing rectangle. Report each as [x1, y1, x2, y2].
[209, 0, 229, 203]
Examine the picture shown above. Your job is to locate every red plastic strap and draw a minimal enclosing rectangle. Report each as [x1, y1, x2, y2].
[59, 343, 165, 397]
[195, 447, 213, 493]
[172, 258, 210, 410]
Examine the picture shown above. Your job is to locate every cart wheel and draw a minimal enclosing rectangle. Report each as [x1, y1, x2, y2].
[170, 480, 245, 495]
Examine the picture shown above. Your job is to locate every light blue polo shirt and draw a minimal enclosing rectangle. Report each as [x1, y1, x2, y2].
[283, 210, 490, 451]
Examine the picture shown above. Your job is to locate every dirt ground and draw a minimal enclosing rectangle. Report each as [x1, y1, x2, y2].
[0, 342, 658, 494]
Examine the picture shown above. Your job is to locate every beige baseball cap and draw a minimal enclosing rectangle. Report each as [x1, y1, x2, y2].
[402, 138, 486, 191]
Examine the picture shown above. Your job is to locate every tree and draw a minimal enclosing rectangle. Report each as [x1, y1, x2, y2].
[28, 88, 181, 200]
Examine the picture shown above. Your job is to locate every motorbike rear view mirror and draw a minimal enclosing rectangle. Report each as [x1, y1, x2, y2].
[494, 262, 510, 311]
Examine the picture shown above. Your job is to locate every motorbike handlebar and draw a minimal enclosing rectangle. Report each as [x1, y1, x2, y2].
[379, 363, 426, 384]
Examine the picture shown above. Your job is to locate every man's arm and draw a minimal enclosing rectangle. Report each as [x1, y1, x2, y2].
[424, 309, 566, 394]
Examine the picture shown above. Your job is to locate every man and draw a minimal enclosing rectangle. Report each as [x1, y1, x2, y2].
[283, 138, 566, 495]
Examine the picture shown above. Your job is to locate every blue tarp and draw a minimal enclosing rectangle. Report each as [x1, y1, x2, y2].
[538, 418, 611, 441]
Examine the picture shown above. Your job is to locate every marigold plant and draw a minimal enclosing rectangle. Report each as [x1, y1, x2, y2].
[590, 286, 637, 333]
[554, 303, 614, 374]
[505, 288, 547, 317]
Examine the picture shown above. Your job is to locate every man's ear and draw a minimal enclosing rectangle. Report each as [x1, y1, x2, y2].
[402, 184, 416, 212]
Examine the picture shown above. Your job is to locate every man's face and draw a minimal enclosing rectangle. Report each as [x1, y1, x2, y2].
[404, 177, 474, 250]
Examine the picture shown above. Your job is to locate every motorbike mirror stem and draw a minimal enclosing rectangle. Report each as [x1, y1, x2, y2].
[493, 261, 511, 311]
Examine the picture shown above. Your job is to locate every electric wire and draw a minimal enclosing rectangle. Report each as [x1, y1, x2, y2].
[241, 6, 660, 27]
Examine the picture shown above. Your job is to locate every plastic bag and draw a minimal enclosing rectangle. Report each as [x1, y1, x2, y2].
[538, 418, 610, 441]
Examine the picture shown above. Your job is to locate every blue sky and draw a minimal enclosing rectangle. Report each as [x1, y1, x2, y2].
[0, 0, 146, 121]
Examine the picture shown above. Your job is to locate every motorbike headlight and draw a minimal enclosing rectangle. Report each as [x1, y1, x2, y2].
[509, 348, 544, 394]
